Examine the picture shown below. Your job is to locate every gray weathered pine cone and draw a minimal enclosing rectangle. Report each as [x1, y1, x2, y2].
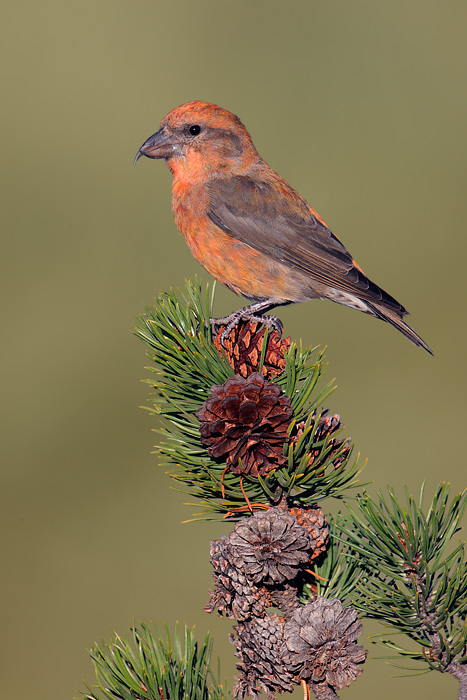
[270, 583, 301, 617]
[284, 597, 367, 690]
[231, 614, 296, 700]
[229, 507, 312, 584]
[205, 536, 272, 620]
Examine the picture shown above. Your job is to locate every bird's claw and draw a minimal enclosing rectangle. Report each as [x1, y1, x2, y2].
[253, 314, 283, 335]
[210, 311, 283, 347]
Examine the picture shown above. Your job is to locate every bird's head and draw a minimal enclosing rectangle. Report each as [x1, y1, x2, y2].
[134, 101, 258, 179]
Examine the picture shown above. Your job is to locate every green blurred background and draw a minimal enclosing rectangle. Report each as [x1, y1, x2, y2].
[1, 1, 466, 698]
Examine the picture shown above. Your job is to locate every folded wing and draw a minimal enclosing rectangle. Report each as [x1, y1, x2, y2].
[207, 175, 406, 315]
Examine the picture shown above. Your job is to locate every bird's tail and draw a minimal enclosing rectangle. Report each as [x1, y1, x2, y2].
[365, 301, 433, 355]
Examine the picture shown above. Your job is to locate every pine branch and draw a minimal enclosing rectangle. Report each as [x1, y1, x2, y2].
[84, 624, 228, 700]
[339, 484, 467, 678]
[77, 277, 467, 700]
[303, 513, 371, 605]
[135, 280, 364, 520]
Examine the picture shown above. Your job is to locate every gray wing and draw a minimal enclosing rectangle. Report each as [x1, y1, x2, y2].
[207, 175, 406, 314]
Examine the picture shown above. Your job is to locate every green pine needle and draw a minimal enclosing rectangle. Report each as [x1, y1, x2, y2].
[84, 623, 228, 700]
[338, 483, 467, 671]
[304, 513, 372, 604]
[135, 279, 363, 519]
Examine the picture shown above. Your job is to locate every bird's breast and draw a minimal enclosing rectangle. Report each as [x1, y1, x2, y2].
[170, 179, 316, 303]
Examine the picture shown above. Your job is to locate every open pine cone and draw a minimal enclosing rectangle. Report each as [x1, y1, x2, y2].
[270, 583, 301, 617]
[196, 373, 293, 476]
[213, 319, 290, 379]
[284, 597, 367, 690]
[229, 507, 312, 584]
[205, 536, 273, 620]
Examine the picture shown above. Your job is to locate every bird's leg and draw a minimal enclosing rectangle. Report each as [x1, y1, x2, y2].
[210, 300, 285, 345]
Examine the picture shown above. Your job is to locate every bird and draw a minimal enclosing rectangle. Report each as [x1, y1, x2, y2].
[134, 101, 432, 354]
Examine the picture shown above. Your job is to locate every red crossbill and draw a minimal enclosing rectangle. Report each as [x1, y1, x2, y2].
[135, 101, 432, 354]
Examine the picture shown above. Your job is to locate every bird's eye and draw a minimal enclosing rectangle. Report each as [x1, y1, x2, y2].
[189, 124, 201, 136]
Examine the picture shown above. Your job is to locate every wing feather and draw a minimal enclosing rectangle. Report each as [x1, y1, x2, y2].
[207, 176, 406, 315]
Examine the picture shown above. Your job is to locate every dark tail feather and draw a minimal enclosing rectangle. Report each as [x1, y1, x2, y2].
[366, 301, 433, 355]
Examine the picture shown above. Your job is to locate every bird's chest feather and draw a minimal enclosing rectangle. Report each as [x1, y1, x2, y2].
[171, 180, 219, 265]
[170, 178, 281, 299]
[172, 181, 231, 267]
[172, 181, 204, 244]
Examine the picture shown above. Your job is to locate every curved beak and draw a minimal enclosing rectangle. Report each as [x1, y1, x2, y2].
[133, 128, 176, 165]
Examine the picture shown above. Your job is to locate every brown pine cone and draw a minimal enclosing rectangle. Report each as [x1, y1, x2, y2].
[270, 583, 301, 617]
[231, 614, 297, 700]
[196, 373, 293, 477]
[284, 597, 367, 690]
[288, 505, 329, 561]
[213, 319, 290, 379]
[205, 579, 272, 621]
[205, 536, 272, 620]
[294, 410, 350, 470]
[229, 507, 312, 584]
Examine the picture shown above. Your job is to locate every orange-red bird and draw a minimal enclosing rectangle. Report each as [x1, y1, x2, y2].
[135, 101, 432, 354]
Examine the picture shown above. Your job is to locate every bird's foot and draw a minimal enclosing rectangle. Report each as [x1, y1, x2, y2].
[211, 308, 283, 346]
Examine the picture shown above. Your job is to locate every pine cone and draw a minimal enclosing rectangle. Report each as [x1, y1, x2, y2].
[270, 583, 301, 617]
[213, 320, 290, 379]
[288, 505, 329, 561]
[231, 615, 297, 700]
[205, 536, 272, 620]
[196, 373, 293, 477]
[229, 507, 312, 584]
[284, 597, 367, 690]
[294, 410, 350, 470]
